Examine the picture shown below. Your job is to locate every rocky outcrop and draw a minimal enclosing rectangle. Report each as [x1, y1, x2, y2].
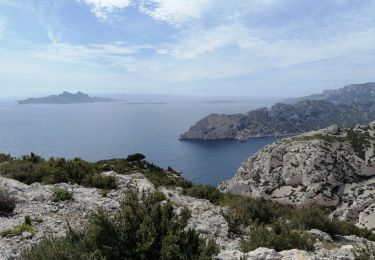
[180, 82, 375, 141]
[219, 122, 375, 231]
[0, 172, 155, 259]
[0, 172, 237, 259]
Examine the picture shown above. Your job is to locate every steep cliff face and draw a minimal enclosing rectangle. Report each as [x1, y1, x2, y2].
[180, 83, 375, 141]
[219, 122, 375, 230]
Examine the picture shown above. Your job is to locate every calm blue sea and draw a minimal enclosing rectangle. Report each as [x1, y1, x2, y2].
[0, 95, 279, 185]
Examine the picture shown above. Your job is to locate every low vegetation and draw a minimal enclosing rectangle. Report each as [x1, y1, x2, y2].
[184, 184, 375, 252]
[1, 216, 35, 238]
[183, 185, 224, 204]
[97, 158, 193, 188]
[291, 128, 375, 160]
[241, 222, 314, 252]
[0, 189, 16, 215]
[52, 188, 73, 202]
[23, 192, 219, 260]
[0, 152, 192, 189]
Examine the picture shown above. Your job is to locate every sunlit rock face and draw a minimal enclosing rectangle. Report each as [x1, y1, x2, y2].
[219, 122, 375, 230]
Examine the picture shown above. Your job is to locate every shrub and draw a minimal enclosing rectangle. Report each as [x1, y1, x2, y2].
[23, 192, 219, 259]
[52, 189, 73, 202]
[293, 207, 375, 241]
[0, 189, 16, 214]
[0, 153, 12, 163]
[22, 153, 44, 163]
[183, 185, 224, 204]
[126, 153, 146, 162]
[24, 215, 32, 226]
[84, 175, 117, 190]
[241, 221, 315, 252]
[1, 216, 35, 238]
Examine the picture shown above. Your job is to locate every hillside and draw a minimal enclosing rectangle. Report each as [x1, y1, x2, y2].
[219, 121, 375, 232]
[0, 153, 374, 259]
[180, 82, 375, 141]
[17, 91, 115, 105]
[287, 82, 375, 104]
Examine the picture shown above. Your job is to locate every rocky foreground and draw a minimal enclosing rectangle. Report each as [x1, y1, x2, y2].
[180, 82, 375, 141]
[220, 121, 375, 232]
[0, 170, 374, 259]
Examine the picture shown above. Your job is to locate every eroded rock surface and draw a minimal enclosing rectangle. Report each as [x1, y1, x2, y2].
[219, 122, 375, 230]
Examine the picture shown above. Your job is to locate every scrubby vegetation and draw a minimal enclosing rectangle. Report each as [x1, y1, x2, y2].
[183, 185, 224, 204]
[184, 185, 375, 252]
[241, 222, 314, 252]
[1, 216, 35, 238]
[52, 188, 73, 202]
[0, 153, 192, 189]
[0, 189, 16, 215]
[23, 192, 218, 260]
[0, 154, 116, 189]
[97, 157, 193, 188]
[291, 128, 375, 160]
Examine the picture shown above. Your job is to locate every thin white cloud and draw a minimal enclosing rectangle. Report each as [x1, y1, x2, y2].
[159, 23, 265, 59]
[140, 0, 212, 26]
[81, 0, 132, 20]
[0, 17, 7, 39]
[30, 42, 153, 68]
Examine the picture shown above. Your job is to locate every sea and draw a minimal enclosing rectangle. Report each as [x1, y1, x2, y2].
[0, 94, 280, 186]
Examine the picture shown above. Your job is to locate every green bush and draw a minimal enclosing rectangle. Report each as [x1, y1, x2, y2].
[84, 175, 117, 190]
[52, 189, 73, 202]
[1, 216, 35, 238]
[0, 153, 11, 163]
[219, 194, 375, 241]
[183, 185, 224, 204]
[241, 221, 314, 252]
[23, 192, 219, 259]
[293, 207, 375, 241]
[0, 155, 117, 190]
[126, 153, 146, 162]
[97, 158, 193, 188]
[0, 189, 16, 215]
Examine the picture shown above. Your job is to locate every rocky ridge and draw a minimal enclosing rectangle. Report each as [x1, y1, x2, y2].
[180, 82, 375, 141]
[287, 82, 375, 105]
[219, 121, 375, 232]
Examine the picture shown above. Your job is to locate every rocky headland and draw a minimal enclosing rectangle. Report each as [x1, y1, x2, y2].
[180, 82, 375, 141]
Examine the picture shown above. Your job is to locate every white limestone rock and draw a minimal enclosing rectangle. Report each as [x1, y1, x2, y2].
[219, 123, 375, 229]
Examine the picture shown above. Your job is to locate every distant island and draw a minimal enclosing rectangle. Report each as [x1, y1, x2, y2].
[17, 91, 116, 105]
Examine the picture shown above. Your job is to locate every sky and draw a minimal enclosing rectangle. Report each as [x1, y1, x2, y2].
[0, 0, 374, 98]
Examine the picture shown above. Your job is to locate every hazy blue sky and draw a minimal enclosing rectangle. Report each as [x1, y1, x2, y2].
[0, 0, 374, 97]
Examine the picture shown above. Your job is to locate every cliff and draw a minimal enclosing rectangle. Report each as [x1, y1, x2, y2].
[219, 121, 375, 232]
[180, 82, 375, 141]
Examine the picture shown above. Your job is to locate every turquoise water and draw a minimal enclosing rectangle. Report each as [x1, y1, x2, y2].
[0, 96, 279, 185]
